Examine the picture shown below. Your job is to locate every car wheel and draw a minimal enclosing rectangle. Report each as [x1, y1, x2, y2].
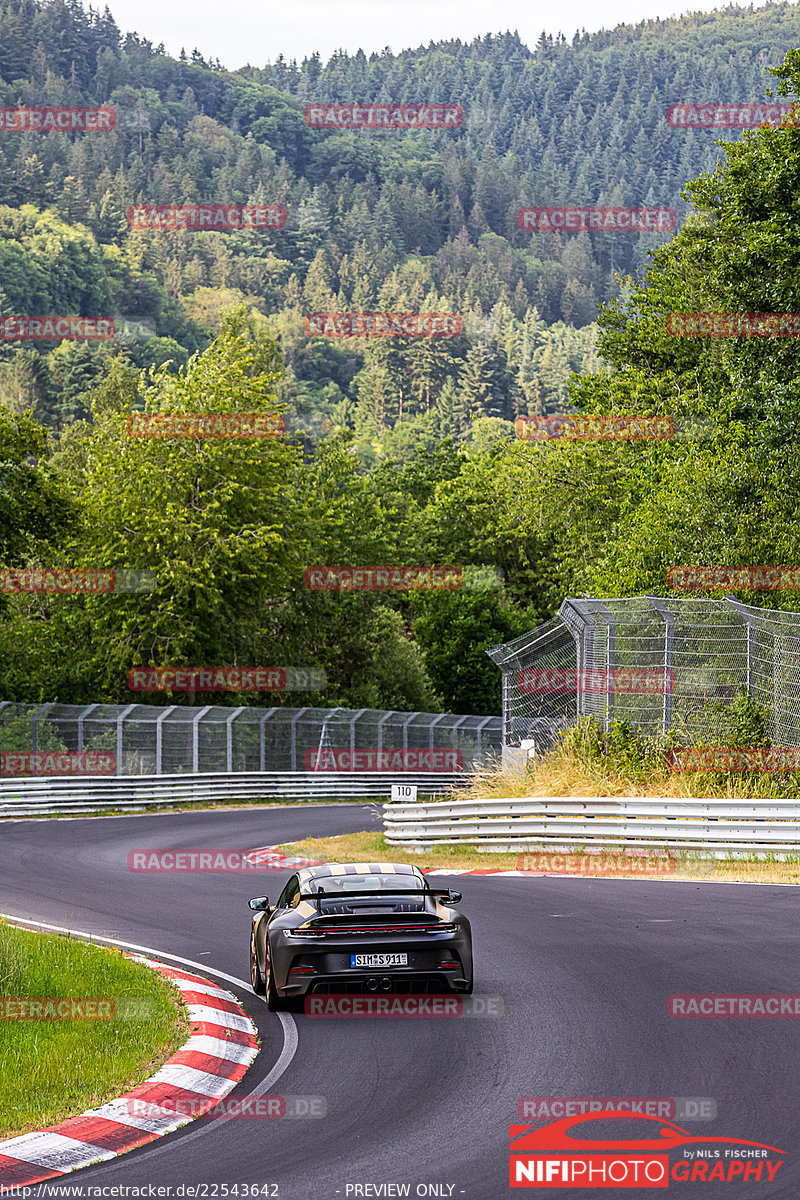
[250, 932, 265, 995]
[265, 946, 285, 1011]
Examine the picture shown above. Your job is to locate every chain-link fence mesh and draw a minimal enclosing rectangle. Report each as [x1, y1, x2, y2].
[0, 702, 501, 776]
[487, 596, 800, 749]
[486, 616, 577, 752]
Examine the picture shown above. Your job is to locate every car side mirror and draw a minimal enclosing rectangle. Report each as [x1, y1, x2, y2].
[249, 896, 270, 911]
[447, 890, 462, 904]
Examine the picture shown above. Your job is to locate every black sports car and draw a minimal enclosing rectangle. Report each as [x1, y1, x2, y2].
[249, 861, 473, 1009]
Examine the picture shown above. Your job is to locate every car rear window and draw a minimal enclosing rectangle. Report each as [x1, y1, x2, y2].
[311, 872, 424, 893]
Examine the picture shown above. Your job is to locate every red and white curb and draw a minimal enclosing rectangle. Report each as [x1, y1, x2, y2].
[423, 868, 532, 876]
[252, 846, 526, 877]
[0, 957, 259, 1189]
[254, 844, 576, 878]
[261, 844, 681, 880]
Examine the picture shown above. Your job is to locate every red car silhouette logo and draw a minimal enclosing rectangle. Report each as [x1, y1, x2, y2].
[510, 1110, 784, 1154]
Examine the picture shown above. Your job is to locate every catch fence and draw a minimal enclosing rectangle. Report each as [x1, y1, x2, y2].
[0, 702, 501, 777]
[487, 596, 800, 750]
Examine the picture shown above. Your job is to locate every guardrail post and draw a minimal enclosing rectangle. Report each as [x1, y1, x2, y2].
[310, 707, 338, 772]
[350, 709, 367, 758]
[451, 714, 468, 752]
[561, 600, 595, 719]
[259, 708, 277, 772]
[76, 703, 98, 755]
[475, 715, 493, 768]
[0, 701, 8, 768]
[402, 712, 418, 756]
[30, 703, 54, 776]
[115, 704, 137, 776]
[587, 599, 616, 730]
[192, 706, 211, 774]
[376, 710, 393, 761]
[30, 700, 54, 777]
[723, 595, 757, 696]
[155, 705, 176, 775]
[428, 712, 447, 751]
[646, 597, 674, 734]
[226, 706, 245, 773]
[290, 708, 309, 771]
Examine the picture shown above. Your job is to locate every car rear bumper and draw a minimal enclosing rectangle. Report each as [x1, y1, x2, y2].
[293, 969, 471, 996]
[270, 922, 473, 998]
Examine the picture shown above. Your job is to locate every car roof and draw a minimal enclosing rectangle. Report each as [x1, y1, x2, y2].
[296, 862, 425, 886]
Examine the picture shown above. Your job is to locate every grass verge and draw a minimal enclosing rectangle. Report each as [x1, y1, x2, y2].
[0, 922, 188, 1139]
[277, 830, 800, 886]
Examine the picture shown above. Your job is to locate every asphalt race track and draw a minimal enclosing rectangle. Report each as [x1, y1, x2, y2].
[1, 804, 798, 1199]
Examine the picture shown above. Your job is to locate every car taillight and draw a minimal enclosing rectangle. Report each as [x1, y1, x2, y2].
[288, 923, 458, 937]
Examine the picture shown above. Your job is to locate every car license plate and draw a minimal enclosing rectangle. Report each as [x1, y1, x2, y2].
[350, 953, 408, 968]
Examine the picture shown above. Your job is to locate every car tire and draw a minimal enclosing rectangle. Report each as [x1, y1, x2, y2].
[250, 932, 265, 995]
[265, 947, 286, 1011]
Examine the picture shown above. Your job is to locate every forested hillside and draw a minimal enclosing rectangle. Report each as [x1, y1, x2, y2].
[0, 1, 797, 439]
[2, 0, 800, 714]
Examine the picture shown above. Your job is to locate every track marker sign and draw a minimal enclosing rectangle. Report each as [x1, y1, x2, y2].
[391, 784, 418, 803]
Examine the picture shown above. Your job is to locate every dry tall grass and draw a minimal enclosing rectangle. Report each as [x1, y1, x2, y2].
[459, 721, 800, 801]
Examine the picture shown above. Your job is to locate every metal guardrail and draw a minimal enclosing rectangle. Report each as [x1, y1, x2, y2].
[0, 772, 467, 817]
[383, 795, 800, 853]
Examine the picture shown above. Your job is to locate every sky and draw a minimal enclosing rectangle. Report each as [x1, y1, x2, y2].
[104, 0, 772, 70]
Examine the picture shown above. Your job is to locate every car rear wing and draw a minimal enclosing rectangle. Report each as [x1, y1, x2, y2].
[297, 886, 456, 913]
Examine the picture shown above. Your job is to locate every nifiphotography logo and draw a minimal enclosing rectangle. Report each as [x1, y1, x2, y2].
[509, 1112, 784, 1187]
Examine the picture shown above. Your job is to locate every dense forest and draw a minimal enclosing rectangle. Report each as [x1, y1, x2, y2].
[2, 0, 800, 714]
[0, 0, 797, 438]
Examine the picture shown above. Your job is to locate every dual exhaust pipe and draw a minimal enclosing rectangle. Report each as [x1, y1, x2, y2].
[366, 976, 393, 992]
